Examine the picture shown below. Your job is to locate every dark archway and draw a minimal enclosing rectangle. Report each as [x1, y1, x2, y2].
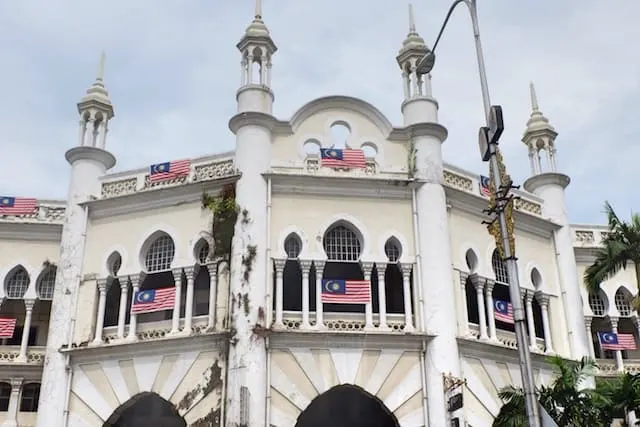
[295, 384, 400, 427]
[103, 392, 186, 427]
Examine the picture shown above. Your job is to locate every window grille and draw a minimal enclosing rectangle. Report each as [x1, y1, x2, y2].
[284, 234, 302, 259]
[20, 383, 40, 412]
[197, 240, 210, 264]
[323, 225, 362, 261]
[588, 292, 606, 316]
[614, 289, 632, 316]
[6, 267, 29, 298]
[384, 239, 401, 263]
[491, 250, 509, 284]
[37, 268, 56, 300]
[145, 235, 175, 272]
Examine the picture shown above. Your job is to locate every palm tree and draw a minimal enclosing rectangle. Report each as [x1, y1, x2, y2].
[598, 373, 640, 426]
[493, 356, 614, 426]
[584, 201, 640, 310]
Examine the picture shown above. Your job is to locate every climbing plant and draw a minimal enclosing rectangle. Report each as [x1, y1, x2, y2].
[202, 183, 239, 263]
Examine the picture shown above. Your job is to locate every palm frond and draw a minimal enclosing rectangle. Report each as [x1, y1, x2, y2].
[584, 240, 633, 294]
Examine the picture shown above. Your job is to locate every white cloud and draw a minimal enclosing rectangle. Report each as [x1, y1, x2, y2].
[0, 0, 638, 224]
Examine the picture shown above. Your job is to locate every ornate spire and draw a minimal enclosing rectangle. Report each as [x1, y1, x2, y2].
[399, 3, 428, 52]
[522, 82, 559, 175]
[242, 0, 271, 39]
[524, 82, 555, 134]
[236, 0, 277, 91]
[397, 4, 430, 100]
[78, 51, 113, 112]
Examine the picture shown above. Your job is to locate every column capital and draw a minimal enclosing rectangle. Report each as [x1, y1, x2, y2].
[400, 262, 413, 277]
[632, 314, 640, 329]
[118, 276, 129, 290]
[360, 261, 375, 274]
[535, 290, 550, 307]
[183, 265, 200, 280]
[584, 315, 593, 327]
[469, 273, 485, 291]
[608, 316, 619, 328]
[9, 377, 23, 390]
[129, 272, 146, 286]
[299, 259, 313, 273]
[524, 290, 534, 303]
[172, 268, 183, 281]
[313, 259, 326, 272]
[484, 279, 495, 293]
[273, 258, 287, 272]
[205, 261, 218, 275]
[24, 299, 36, 311]
[458, 271, 469, 283]
[97, 278, 109, 293]
[376, 261, 388, 271]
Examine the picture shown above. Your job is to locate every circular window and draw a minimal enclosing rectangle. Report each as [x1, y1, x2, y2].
[361, 143, 378, 158]
[303, 139, 321, 156]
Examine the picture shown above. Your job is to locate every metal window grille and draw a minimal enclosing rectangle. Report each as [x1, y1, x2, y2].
[6, 268, 30, 298]
[614, 289, 632, 316]
[323, 225, 361, 261]
[197, 240, 210, 264]
[19, 383, 40, 412]
[491, 250, 509, 284]
[588, 292, 606, 316]
[284, 234, 302, 259]
[145, 235, 175, 272]
[37, 268, 56, 300]
[384, 239, 401, 263]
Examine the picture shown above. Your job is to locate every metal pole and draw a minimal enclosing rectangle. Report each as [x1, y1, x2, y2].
[464, 1, 541, 425]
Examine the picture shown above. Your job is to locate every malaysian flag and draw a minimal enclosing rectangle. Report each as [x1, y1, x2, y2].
[320, 148, 366, 169]
[598, 332, 637, 351]
[494, 300, 514, 324]
[0, 197, 37, 215]
[0, 318, 16, 338]
[131, 288, 176, 314]
[149, 159, 191, 183]
[479, 175, 491, 197]
[321, 279, 371, 304]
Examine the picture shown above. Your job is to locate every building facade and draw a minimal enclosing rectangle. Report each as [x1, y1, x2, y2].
[0, 4, 637, 427]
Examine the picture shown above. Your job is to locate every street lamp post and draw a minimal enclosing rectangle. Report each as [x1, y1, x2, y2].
[416, 1, 541, 426]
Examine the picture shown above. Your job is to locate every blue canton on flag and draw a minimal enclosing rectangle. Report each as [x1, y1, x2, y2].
[149, 159, 191, 183]
[479, 175, 491, 197]
[494, 300, 514, 324]
[598, 331, 637, 350]
[319, 148, 366, 169]
[131, 287, 176, 314]
[321, 279, 371, 304]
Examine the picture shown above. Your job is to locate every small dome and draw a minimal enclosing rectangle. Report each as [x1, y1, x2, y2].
[245, 17, 270, 37]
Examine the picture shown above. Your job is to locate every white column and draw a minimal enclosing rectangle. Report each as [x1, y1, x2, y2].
[16, 299, 35, 363]
[2, 377, 23, 427]
[376, 262, 389, 330]
[471, 275, 488, 340]
[206, 263, 218, 330]
[400, 263, 415, 332]
[584, 316, 596, 359]
[458, 272, 470, 337]
[90, 279, 109, 346]
[362, 262, 375, 330]
[484, 280, 497, 340]
[116, 277, 129, 339]
[609, 317, 624, 372]
[247, 55, 254, 83]
[314, 260, 326, 330]
[126, 274, 144, 341]
[525, 291, 537, 349]
[299, 260, 312, 329]
[273, 259, 286, 329]
[536, 292, 554, 354]
[183, 266, 198, 333]
[170, 268, 183, 334]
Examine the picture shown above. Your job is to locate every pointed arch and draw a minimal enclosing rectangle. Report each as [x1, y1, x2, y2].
[139, 231, 176, 272]
[614, 286, 634, 317]
[322, 220, 364, 262]
[36, 265, 57, 300]
[4, 265, 30, 299]
[295, 384, 400, 427]
[103, 392, 186, 427]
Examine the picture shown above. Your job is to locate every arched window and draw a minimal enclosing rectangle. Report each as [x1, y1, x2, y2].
[194, 239, 210, 264]
[530, 268, 543, 289]
[144, 234, 175, 272]
[20, 383, 40, 412]
[107, 251, 122, 276]
[323, 224, 362, 262]
[5, 266, 29, 299]
[37, 267, 56, 300]
[491, 249, 508, 284]
[615, 288, 632, 316]
[0, 382, 10, 411]
[465, 249, 478, 273]
[284, 233, 302, 259]
[588, 291, 607, 316]
[103, 392, 187, 427]
[384, 237, 401, 263]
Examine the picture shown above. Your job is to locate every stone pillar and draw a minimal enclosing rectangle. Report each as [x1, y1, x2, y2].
[484, 280, 497, 340]
[170, 268, 183, 334]
[299, 260, 312, 329]
[609, 317, 624, 371]
[524, 291, 537, 349]
[376, 262, 389, 330]
[457, 271, 470, 337]
[206, 263, 218, 330]
[126, 274, 144, 341]
[90, 279, 109, 346]
[536, 292, 554, 353]
[584, 316, 596, 358]
[470, 274, 488, 340]
[183, 266, 197, 334]
[2, 377, 23, 427]
[361, 262, 375, 330]
[273, 259, 286, 329]
[314, 260, 325, 330]
[16, 300, 35, 363]
[116, 277, 129, 339]
[400, 263, 414, 332]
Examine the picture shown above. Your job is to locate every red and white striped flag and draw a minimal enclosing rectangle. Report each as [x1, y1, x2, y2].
[0, 318, 17, 338]
[320, 148, 366, 169]
[321, 280, 371, 304]
[0, 197, 37, 215]
[494, 300, 514, 324]
[598, 332, 637, 351]
[149, 159, 191, 183]
[131, 288, 176, 314]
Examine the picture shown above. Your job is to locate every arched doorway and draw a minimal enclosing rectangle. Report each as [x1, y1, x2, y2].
[103, 392, 186, 427]
[295, 384, 400, 427]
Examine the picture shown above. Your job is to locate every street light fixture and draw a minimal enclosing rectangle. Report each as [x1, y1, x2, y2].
[416, 1, 542, 426]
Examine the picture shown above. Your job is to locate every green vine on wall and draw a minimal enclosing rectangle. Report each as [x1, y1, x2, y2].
[202, 183, 239, 263]
[407, 140, 418, 179]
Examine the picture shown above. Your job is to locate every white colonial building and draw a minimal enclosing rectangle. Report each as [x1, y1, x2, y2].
[0, 3, 637, 427]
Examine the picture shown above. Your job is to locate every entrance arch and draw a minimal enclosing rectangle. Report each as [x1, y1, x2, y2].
[103, 392, 186, 427]
[295, 384, 400, 427]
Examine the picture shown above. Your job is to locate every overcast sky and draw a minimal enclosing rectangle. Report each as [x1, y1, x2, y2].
[0, 0, 637, 225]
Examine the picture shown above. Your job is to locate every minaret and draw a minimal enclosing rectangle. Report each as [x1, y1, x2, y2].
[522, 83, 591, 360]
[37, 54, 116, 426]
[226, 1, 276, 426]
[397, 6, 461, 427]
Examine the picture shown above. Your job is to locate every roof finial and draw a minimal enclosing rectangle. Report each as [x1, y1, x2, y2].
[408, 4, 416, 34]
[529, 81, 539, 112]
[255, 0, 262, 19]
[97, 50, 106, 82]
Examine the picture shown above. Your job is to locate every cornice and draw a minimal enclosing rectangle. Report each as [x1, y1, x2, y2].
[0, 363, 43, 381]
[236, 84, 275, 103]
[65, 146, 116, 170]
[389, 122, 448, 142]
[82, 174, 241, 220]
[444, 186, 560, 239]
[0, 222, 62, 242]
[268, 329, 432, 350]
[400, 96, 440, 115]
[62, 332, 228, 364]
[228, 111, 292, 135]
[457, 337, 553, 367]
[523, 172, 570, 193]
[574, 247, 601, 264]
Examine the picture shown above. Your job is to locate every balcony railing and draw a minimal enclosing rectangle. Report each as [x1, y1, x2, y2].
[466, 323, 546, 353]
[596, 358, 640, 376]
[0, 346, 46, 365]
[279, 311, 411, 334]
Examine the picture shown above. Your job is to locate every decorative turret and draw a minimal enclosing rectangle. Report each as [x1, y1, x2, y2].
[522, 82, 558, 175]
[236, 0, 277, 114]
[77, 52, 115, 150]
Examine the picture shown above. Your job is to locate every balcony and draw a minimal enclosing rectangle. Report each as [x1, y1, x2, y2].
[279, 311, 410, 334]
[0, 346, 46, 365]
